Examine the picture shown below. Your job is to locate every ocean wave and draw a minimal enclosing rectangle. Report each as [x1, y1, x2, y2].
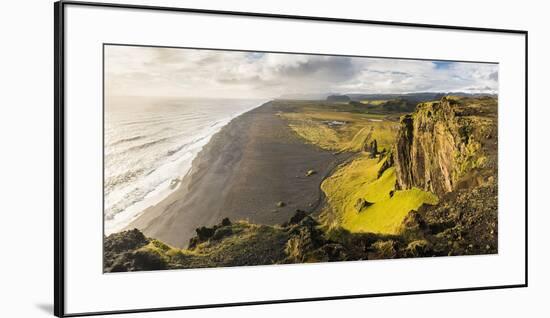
[165, 135, 210, 157]
[110, 135, 145, 146]
[118, 114, 209, 128]
[125, 136, 172, 152]
[105, 168, 145, 192]
[104, 98, 268, 234]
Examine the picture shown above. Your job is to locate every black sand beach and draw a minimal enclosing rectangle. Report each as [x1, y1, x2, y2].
[125, 101, 351, 248]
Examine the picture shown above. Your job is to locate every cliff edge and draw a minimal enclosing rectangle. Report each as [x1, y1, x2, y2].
[394, 96, 498, 195]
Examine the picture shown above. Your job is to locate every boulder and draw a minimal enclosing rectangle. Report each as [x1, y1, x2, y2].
[354, 198, 374, 213]
[195, 226, 215, 241]
[221, 217, 232, 227]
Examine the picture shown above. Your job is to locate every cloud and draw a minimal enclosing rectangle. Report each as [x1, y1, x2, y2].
[105, 46, 498, 98]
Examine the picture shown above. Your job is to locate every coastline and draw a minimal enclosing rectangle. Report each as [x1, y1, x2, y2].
[124, 100, 352, 248]
[104, 96, 500, 271]
[105, 99, 266, 235]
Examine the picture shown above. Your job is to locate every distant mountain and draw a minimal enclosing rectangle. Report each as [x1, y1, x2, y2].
[347, 92, 445, 103]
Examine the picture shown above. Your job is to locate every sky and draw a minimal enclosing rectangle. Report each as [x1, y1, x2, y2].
[105, 45, 499, 99]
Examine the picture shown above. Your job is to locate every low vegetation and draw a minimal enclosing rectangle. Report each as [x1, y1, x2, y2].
[278, 102, 398, 152]
[104, 96, 498, 271]
[105, 179, 496, 272]
[321, 156, 438, 234]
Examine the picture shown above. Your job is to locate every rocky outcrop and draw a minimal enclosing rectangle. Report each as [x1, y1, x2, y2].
[394, 96, 497, 196]
[104, 189, 498, 272]
[401, 180, 498, 256]
[367, 139, 378, 158]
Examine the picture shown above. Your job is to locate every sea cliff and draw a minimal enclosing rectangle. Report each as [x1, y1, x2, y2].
[395, 96, 498, 195]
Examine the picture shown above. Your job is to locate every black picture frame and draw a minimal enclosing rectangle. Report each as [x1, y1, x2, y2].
[54, 1, 528, 317]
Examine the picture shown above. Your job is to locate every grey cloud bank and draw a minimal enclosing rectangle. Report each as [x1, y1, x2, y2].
[105, 45, 498, 99]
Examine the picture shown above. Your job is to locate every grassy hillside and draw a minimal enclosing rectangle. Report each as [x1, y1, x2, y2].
[321, 155, 438, 234]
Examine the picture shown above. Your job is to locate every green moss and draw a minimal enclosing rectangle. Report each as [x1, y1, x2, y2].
[454, 139, 486, 181]
[150, 239, 171, 252]
[136, 245, 170, 265]
[320, 154, 382, 227]
[322, 156, 438, 235]
[341, 169, 438, 234]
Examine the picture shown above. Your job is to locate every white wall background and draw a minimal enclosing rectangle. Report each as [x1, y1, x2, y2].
[0, 0, 546, 317]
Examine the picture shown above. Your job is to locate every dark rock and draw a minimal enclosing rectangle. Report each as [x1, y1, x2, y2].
[284, 217, 325, 263]
[187, 237, 200, 250]
[354, 198, 374, 213]
[321, 243, 348, 261]
[418, 182, 498, 256]
[221, 217, 232, 227]
[370, 240, 398, 259]
[377, 151, 394, 178]
[130, 249, 167, 270]
[400, 210, 426, 235]
[287, 209, 308, 225]
[368, 139, 378, 158]
[196, 226, 216, 241]
[405, 240, 432, 257]
[212, 226, 233, 241]
[106, 246, 168, 272]
[104, 228, 148, 253]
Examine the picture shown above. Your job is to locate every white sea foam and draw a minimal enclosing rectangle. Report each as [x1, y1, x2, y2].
[104, 97, 266, 235]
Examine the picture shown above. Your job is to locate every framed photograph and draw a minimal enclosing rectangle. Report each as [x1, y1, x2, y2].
[54, 1, 528, 316]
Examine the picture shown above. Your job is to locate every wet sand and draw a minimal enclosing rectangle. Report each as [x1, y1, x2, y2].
[125, 101, 351, 248]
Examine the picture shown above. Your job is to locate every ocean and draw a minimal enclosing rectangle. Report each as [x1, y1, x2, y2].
[104, 96, 265, 235]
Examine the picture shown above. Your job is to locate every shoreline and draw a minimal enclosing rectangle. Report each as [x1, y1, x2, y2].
[105, 99, 268, 235]
[123, 100, 353, 248]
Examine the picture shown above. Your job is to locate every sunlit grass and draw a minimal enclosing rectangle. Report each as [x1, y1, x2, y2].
[280, 110, 398, 152]
[321, 158, 438, 235]
[360, 99, 389, 106]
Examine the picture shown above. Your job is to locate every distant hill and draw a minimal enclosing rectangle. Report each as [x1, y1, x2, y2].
[326, 94, 351, 102]
[279, 92, 496, 103]
[351, 92, 495, 100]
[346, 92, 496, 113]
[347, 92, 446, 103]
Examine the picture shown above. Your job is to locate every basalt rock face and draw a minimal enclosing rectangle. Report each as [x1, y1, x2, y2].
[394, 96, 497, 196]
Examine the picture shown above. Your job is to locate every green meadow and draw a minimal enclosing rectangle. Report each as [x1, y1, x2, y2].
[279, 101, 438, 235]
